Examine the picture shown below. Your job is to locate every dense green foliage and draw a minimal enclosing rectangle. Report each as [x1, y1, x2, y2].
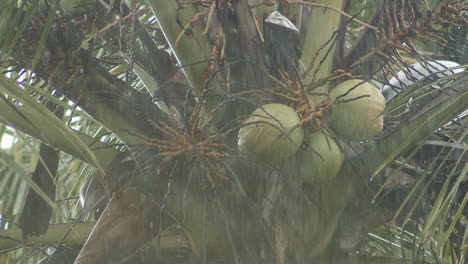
[0, 0, 466, 263]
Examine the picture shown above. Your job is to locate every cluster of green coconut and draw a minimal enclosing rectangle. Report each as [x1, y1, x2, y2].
[238, 79, 386, 183]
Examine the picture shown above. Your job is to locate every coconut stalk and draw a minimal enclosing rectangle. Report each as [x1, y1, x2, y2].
[299, 0, 345, 92]
[249, 0, 277, 18]
[146, 0, 223, 111]
[74, 156, 270, 263]
[273, 0, 346, 258]
[73, 186, 175, 264]
[216, 0, 272, 124]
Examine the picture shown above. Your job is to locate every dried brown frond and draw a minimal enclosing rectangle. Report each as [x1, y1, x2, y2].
[355, 0, 467, 71]
[174, 7, 211, 48]
[283, 0, 379, 31]
[79, 7, 151, 50]
[133, 102, 234, 187]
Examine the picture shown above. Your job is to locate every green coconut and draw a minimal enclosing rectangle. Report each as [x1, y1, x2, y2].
[299, 132, 343, 183]
[329, 79, 385, 140]
[238, 103, 304, 162]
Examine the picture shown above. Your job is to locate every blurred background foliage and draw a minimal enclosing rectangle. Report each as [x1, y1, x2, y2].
[0, 0, 466, 263]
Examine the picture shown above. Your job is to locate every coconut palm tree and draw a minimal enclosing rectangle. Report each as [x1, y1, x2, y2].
[0, 0, 466, 263]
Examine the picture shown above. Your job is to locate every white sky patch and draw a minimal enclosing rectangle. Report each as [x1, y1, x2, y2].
[1, 134, 14, 149]
[1, 127, 15, 149]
